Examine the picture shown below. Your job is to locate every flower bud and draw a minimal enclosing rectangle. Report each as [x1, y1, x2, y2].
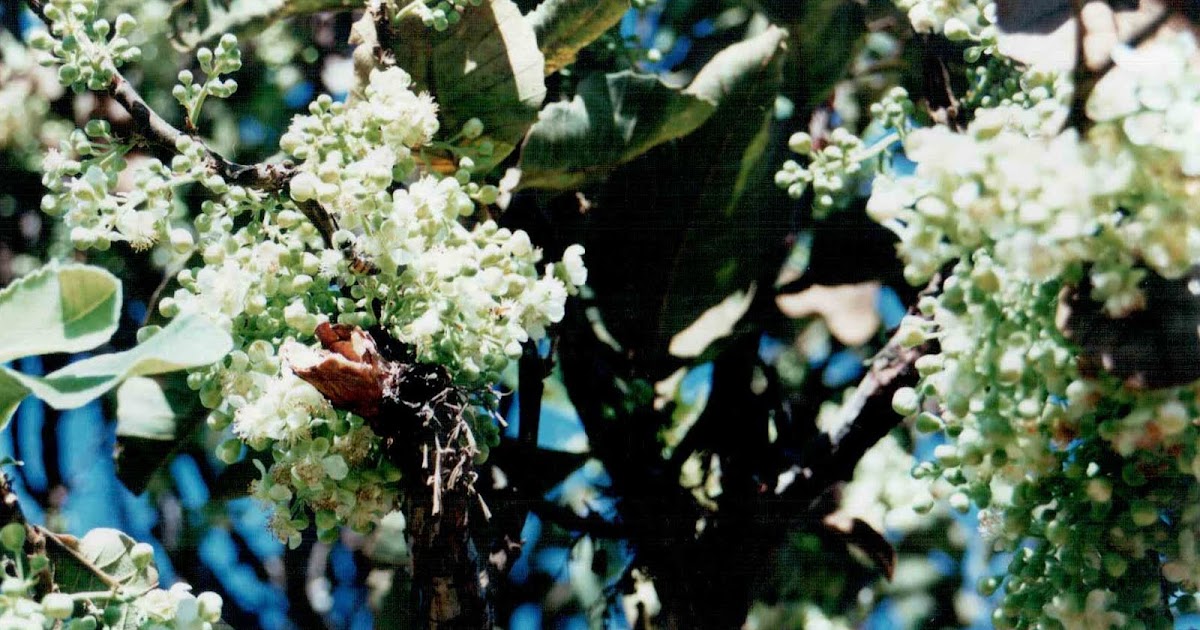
[40, 592, 73, 619]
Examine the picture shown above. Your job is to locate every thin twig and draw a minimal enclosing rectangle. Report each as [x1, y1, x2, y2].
[23, 0, 339, 247]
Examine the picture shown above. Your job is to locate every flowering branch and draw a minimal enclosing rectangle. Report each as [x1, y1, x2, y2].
[23, 0, 339, 246]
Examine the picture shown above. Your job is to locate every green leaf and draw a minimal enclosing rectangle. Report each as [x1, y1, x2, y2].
[527, 0, 630, 75]
[0, 314, 232, 430]
[518, 71, 717, 190]
[765, 0, 866, 112]
[169, 0, 362, 51]
[353, 0, 547, 171]
[0, 263, 121, 365]
[579, 26, 790, 363]
[48, 528, 156, 595]
[116, 376, 184, 441]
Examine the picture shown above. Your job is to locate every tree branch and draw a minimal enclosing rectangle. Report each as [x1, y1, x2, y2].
[781, 275, 941, 503]
[24, 0, 339, 246]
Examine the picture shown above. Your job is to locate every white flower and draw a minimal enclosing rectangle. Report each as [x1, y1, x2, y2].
[562, 244, 587, 286]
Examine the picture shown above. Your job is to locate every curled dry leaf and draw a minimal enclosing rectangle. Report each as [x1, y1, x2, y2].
[285, 322, 391, 419]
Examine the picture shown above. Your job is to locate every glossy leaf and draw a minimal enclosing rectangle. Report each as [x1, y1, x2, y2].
[519, 71, 717, 189]
[527, 0, 630, 75]
[580, 27, 790, 364]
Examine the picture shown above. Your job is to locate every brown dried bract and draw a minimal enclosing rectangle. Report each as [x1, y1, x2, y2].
[286, 322, 394, 419]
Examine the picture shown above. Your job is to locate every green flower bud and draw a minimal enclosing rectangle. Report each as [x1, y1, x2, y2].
[892, 387, 921, 416]
[0, 523, 26, 552]
[217, 438, 243, 464]
[462, 117, 484, 139]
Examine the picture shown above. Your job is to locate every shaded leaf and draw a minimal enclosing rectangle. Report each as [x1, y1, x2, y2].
[578, 27, 790, 365]
[669, 286, 756, 359]
[169, 0, 362, 51]
[1058, 267, 1200, 390]
[822, 517, 897, 580]
[0, 263, 120, 365]
[114, 373, 207, 494]
[518, 71, 717, 190]
[487, 440, 590, 495]
[353, 0, 547, 171]
[527, 0, 630, 75]
[0, 313, 232, 429]
[767, 0, 866, 111]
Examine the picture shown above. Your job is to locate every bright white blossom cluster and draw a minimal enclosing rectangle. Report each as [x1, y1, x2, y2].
[872, 29, 1200, 629]
[34, 10, 583, 546]
[281, 67, 585, 382]
[40, 126, 215, 253]
[893, 0, 996, 50]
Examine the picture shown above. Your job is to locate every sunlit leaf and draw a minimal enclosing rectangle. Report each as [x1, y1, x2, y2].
[0, 263, 120, 365]
[352, 0, 547, 171]
[527, 0, 630, 75]
[0, 313, 232, 429]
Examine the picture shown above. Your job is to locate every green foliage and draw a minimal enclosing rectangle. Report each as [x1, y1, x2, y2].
[518, 70, 716, 189]
[168, 0, 363, 51]
[0, 261, 229, 432]
[527, 0, 631, 75]
[581, 25, 789, 361]
[0, 312, 232, 428]
[353, 0, 547, 170]
[0, 263, 120, 365]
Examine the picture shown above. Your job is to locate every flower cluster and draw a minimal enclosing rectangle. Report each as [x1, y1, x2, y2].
[0, 34, 66, 167]
[892, 0, 996, 51]
[27, 0, 141, 92]
[399, 0, 484, 32]
[33, 0, 586, 545]
[33, 50, 584, 545]
[871, 29, 1200, 628]
[40, 126, 211, 253]
[281, 67, 584, 383]
[171, 34, 241, 128]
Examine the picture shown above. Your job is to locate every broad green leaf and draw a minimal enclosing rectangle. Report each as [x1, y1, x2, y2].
[169, 0, 362, 51]
[0, 313, 232, 429]
[52, 528, 159, 596]
[766, 0, 866, 112]
[352, 0, 547, 171]
[527, 0, 630, 75]
[115, 372, 208, 494]
[115, 377, 179, 441]
[0, 263, 120, 364]
[518, 71, 717, 190]
[578, 27, 790, 364]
